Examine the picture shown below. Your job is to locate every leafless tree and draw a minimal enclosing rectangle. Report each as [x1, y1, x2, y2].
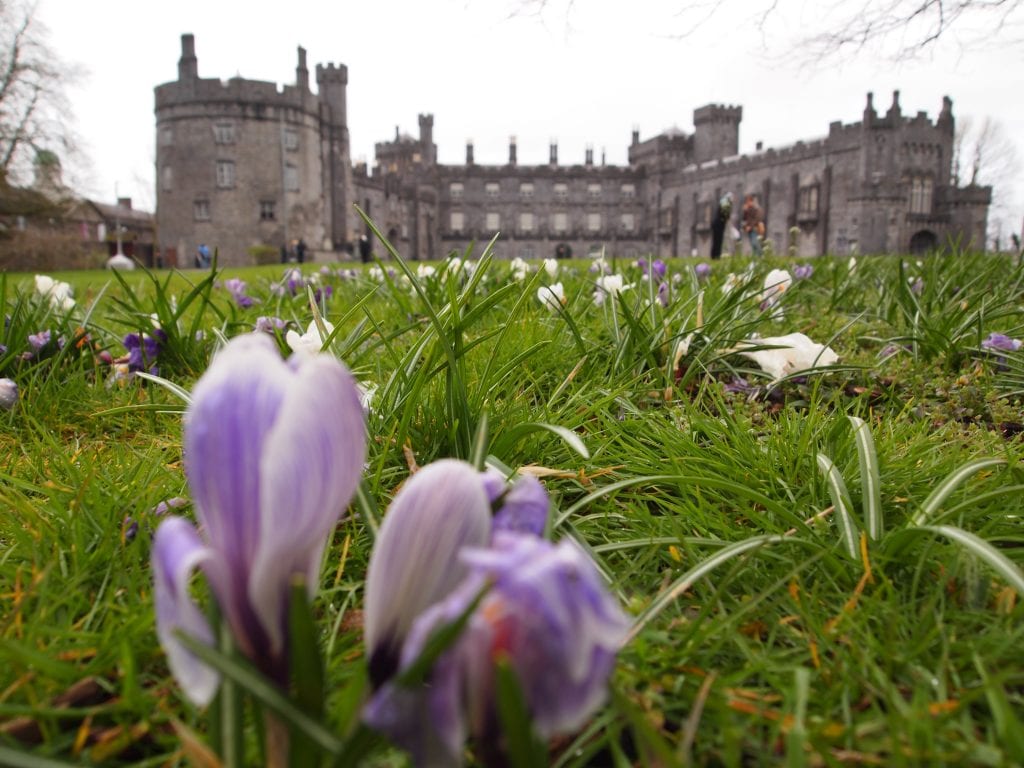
[0, 0, 79, 185]
[954, 116, 1020, 247]
[509, 0, 1024, 62]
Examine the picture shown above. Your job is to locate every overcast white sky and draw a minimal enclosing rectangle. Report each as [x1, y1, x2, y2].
[37, 0, 1024, 236]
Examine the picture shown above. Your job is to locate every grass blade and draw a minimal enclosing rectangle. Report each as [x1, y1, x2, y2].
[816, 453, 859, 560]
[848, 415, 883, 540]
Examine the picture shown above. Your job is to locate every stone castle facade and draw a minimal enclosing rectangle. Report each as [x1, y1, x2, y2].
[155, 35, 990, 265]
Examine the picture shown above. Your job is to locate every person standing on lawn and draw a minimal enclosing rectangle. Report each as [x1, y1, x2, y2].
[742, 194, 764, 257]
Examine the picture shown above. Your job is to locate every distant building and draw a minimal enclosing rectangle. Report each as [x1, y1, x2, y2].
[154, 35, 990, 265]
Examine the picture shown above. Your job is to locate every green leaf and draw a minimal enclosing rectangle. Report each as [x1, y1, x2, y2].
[911, 458, 1006, 526]
[288, 580, 326, 768]
[974, 654, 1024, 763]
[174, 631, 344, 756]
[495, 657, 548, 768]
[847, 416, 883, 540]
[0, 748, 81, 768]
[496, 421, 590, 462]
[816, 453, 859, 560]
[626, 534, 804, 643]
[915, 525, 1024, 596]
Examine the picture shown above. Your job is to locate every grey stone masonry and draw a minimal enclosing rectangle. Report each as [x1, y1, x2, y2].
[156, 37, 990, 264]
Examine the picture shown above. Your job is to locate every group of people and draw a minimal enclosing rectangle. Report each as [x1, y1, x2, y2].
[710, 193, 765, 260]
[280, 238, 308, 264]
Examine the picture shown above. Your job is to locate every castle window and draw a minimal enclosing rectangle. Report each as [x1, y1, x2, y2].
[519, 212, 535, 232]
[450, 211, 464, 233]
[909, 176, 933, 214]
[450, 182, 464, 200]
[587, 183, 602, 201]
[798, 185, 819, 218]
[621, 183, 636, 199]
[161, 165, 173, 192]
[160, 127, 173, 146]
[485, 182, 500, 199]
[587, 213, 602, 232]
[259, 200, 276, 221]
[285, 164, 299, 192]
[193, 199, 210, 221]
[552, 212, 568, 233]
[519, 245, 535, 259]
[213, 123, 235, 144]
[284, 129, 298, 151]
[553, 183, 568, 202]
[485, 212, 501, 231]
[621, 212, 635, 232]
[519, 182, 534, 199]
[216, 161, 235, 189]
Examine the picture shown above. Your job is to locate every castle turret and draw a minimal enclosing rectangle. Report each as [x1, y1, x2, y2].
[178, 34, 198, 81]
[863, 92, 877, 126]
[509, 136, 517, 165]
[418, 113, 435, 164]
[296, 46, 309, 90]
[316, 62, 351, 249]
[466, 140, 474, 165]
[937, 95, 954, 135]
[885, 90, 902, 123]
[693, 104, 742, 163]
[549, 141, 558, 166]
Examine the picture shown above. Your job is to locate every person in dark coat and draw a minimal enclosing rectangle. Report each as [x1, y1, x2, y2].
[359, 235, 372, 264]
[296, 238, 307, 264]
[710, 193, 733, 260]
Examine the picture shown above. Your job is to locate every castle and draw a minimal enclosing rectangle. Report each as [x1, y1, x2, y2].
[154, 35, 991, 266]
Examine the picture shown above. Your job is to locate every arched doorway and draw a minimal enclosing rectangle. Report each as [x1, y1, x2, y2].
[909, 230, 938, 254]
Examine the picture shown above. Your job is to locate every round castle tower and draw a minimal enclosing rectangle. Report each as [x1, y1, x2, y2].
[154, 34, 350, 266]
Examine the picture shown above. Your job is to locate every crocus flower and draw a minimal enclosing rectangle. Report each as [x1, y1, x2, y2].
[254, 316, 287, 334]
[27, 330, 51, 352]
[122, 330, 167, 375]
[34, 275, 75, 311]
[223, 277, 257, 308]
[364, 460, 492, 688]
[982, 333, 1023, 352]
[285, 319, 336, 355]
[760, 268, 792, 309]
[537, 283, 566, 312]
[153, 497, 189, 516]
[593, 274, 631, 306]
[793, 264, 814, 280]
[364, 532, 629, 767]
[589, 256, 610, 275]
[736, 332, 839, 383]
[151, 333, 366, 705]
[417, 264, 437, 279]
[694, 262, 712, 281]
[0, 378, 17, 410]
[481, 468, 549, 538]
[509, 257, 530, 282]
[657, 281, 670, 307]
[543, 258, 559, 279]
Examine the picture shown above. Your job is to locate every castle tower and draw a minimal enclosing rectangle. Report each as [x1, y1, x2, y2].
[316, 62, 352, 250]
[178, 34, 198, 81]
[296, 46, 309, 90]
[418, 113, 435, 165]
[693, 104, 742, 163]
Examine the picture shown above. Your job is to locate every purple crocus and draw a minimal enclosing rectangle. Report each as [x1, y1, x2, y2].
[364, 532, 629, 767]
[694, 262, 712, 281]
[364, 460, 492, 688]
[982, 333, 1022, 353]
[123, 330, 167, 375]
[657, 280, 670, 307]
[793, 264, 814, 280]
[151, 333, 367, 705]
[223, 277, 257, 308]
[28, 329, 51, 352]
[480, 468, 549, 538]
[363, 460, 629, 767]
[254, 316, 288, 334]
[651, 259, 667, 279]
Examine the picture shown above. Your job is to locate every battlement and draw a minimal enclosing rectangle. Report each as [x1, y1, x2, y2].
[316, 63, 348, 85]
[693, 104, 743, 125]
[154, 76, 313, 113]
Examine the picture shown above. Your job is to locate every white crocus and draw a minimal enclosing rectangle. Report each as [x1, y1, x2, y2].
[416, 264, 436, 279]
[285, 319, 336, 355]
[736, 332, 839, 383]
[537, 282, 566, 312]
[510, 257, 530, 281]
[593, 274, 631, 306]
[34, 274, 76, 311]
[543, 258, 559, 279]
